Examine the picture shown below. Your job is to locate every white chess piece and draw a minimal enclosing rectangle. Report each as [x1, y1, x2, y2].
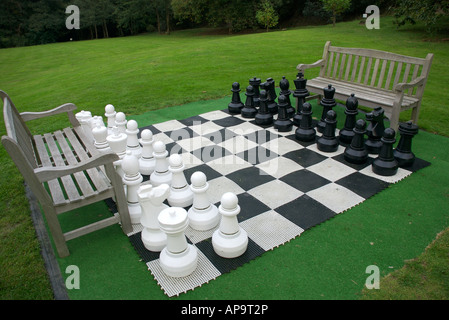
[212, 192, 248, 258]
[121, 150, 143, 224]
[167, 154, 193, 208]
[187, 171, 219, 231]
[137, 183, 169, 252]
[158, 207, 198, 278]
[106, 126, 127, 178]
[139, 129, 156, 175]
[92, 120, 111, 153]
[75, 110, 94, 143]
[105, 104, 116, 135]
[149, 141, 172, 187]
[115, 112, 127, 134]
[126, 119, 142, 159]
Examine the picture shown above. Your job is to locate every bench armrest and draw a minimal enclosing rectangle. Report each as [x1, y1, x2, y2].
[394, 75, 426, 92]
[34, 152, 119, 182]
[20, 103, 79, 128]
[296, 59, 325, 72]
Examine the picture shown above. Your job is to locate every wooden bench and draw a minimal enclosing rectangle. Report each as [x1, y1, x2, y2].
[297, 41, 433, 130]
[1, 90, 132, 257]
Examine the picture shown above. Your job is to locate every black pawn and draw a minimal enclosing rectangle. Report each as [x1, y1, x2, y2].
[241, 85, 257, 118]
[249, 77, 261, 108]
[317, 84, 337, 133]
[372, 128, 398, 176]
[228, 82, 244, 114]
[365, 107, 386, 154]
[295, 102, 316, 142]
[255, 90, 273, 126]
[265, 77, 278, 114]
[344, 119, 369, 164]
[317, 110, 339, 152]
[393, 121, 419, 167]
[273, 95, 293, 132]
[292, 72, 309, 126]
[339, 93, 359, 146]
[279, 76, 295, 118]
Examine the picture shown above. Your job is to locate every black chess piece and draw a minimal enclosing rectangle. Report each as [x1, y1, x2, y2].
[273, 94, 293, 132]
[372, 128, 398, 176]
[344, 119, 369, 164]
[249, 77, 261, 108]
[279, 76, 295, 118]
[393, 121, 419, 167]
[265, 77, 278, 114]
[295, 102, 316, 142]
[317, 110, 339, 152]
[338, 93, 359, 146]
[255, 90, 273, 126]
[241, 85, 257, 118]
[228, 82, 244, 114]
[292, 72, 309, 126]
[365, 107, 386, 154]
[317, 84, 337, 133]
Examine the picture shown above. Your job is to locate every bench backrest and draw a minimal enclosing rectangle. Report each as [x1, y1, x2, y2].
[320, 41, 433, 98]
[1, 90, 37, 169]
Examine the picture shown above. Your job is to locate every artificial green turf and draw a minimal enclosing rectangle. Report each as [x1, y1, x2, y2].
[54, 96, 449, 300]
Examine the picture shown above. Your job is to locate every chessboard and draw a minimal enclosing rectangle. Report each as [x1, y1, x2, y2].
[109, 107, 430, 297]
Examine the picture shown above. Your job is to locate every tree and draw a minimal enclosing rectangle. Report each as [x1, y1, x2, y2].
[256, 0, 279, 32]
[321, 0, 351, 27]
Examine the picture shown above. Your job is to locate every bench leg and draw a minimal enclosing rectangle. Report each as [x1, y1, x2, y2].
[411, 103, 421, 125]
[42, 204, 70, 257]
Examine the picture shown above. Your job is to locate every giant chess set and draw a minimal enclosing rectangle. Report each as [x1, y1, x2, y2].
[76, 73, 429, 297]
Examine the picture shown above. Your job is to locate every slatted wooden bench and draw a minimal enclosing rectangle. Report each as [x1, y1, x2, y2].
[1, 90, 132, 257]
[297, 41, 433, 130]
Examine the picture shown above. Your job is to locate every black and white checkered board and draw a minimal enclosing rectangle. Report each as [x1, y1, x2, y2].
[119, 108, 430, 297]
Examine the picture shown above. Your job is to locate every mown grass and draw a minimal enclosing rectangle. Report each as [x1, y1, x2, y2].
[0, 16, 448, 300]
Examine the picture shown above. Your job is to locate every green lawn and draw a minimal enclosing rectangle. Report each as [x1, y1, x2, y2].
[1, 16, 448, 300]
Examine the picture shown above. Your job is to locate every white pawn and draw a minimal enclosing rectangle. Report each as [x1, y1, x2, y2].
[188, 171, 219, 231]
[212, 192, 248, 258]
[126, 119, 142, 159]
[121, 150, 143, 224]
[115, 112, 127, 134]
[139, 129, 156, 175]
[158, 207, 198, 278]
[167, 154, 193, 208]
[137, 183, 169, 252]
[92, 120, 111, 153]
[105, 104, 116, 135]
[150, 141, 172, 187]
[106, 126, 127, 178]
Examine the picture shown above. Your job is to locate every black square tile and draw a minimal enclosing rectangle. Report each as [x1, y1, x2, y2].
[165, 127, 198, 141]
[235, 192, 271, 221]
[178, 115, 209, 127]
[275, 194, 336, 230]
[280, 169, 332, 193]
[225, 166, 275, 191]
[128, 232, 161, 263]
[192, 145, 232, 163]
[212, 115, 246, 128]
[195, 237, 265, 274]
[335, 172, 389, 199]
[203, 128, 237, 144]
[331, 153, 373, 171]
[243, 129, 280, 144]
[138, 125, 161, 137]
[284, 133, 318, 148]
[235, 146, 279, 165]
[184, 164, 222, 185]
[283, 148, 327, 167]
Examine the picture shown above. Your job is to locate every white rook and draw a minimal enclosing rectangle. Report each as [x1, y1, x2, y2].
[158, 207, 198, 278]
[212, 192, 248, 258]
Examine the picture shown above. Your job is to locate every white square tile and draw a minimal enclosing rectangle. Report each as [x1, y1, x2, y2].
[151, 119, 186, 132]
[306, 182, 365, 213]
[307, 157, 357, 182]
[261, 136, 304, 156]
[217, 135, 259, 154]
[190, 121, 223, 136]
[176, 136, 215, 152]
[199, 110, 229, 121]
[207, 154, 253, 176]
[255, 156, 303, 178]
[226, 122, 261, 136]
[240, 210, 304, 251]
[359, 165, 412, 184]
[185, 224, 220, 244]
[266, 125, 295, 136]
[247, 179, 303, 209]
[207, 176, 246, 205]
[152, 132, 175, 146]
